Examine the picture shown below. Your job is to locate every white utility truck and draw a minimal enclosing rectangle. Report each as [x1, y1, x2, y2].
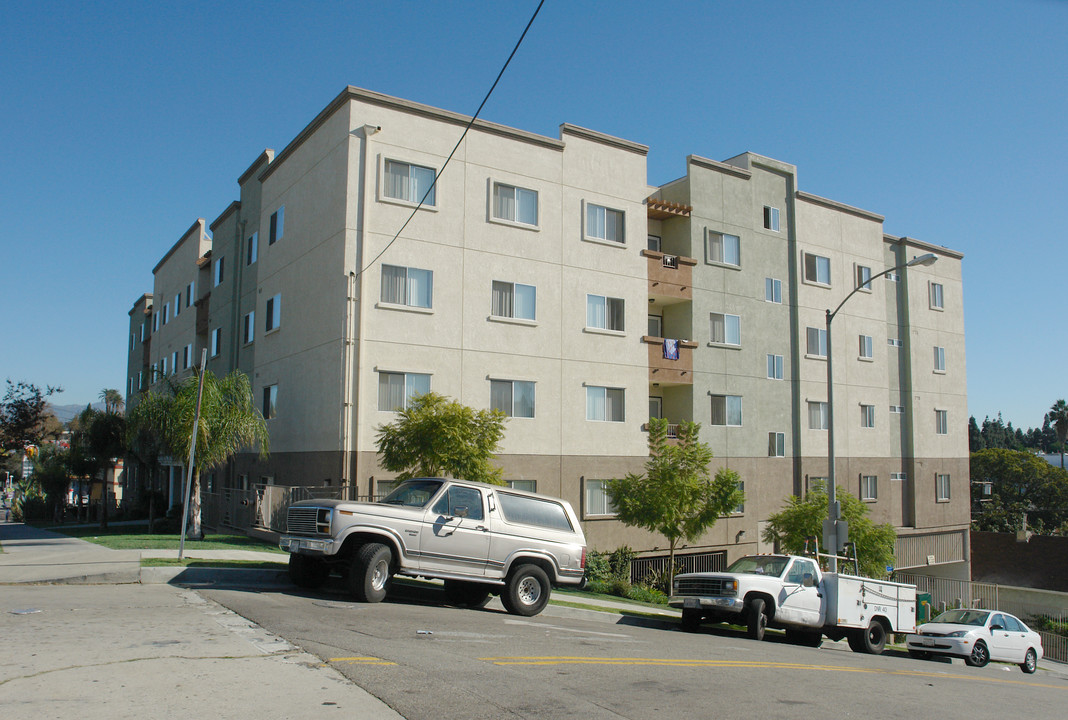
[669, 553, 917, 653]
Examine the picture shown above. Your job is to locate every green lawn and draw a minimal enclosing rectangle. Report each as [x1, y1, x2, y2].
[46, 523, 286, 553]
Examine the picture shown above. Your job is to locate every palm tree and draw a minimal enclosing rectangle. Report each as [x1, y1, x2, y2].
[1050, 399, 1068, 468]
[99, 388, 124, 414]
[129, 370, 268, 538]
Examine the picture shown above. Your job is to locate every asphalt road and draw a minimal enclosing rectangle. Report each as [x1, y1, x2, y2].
[203, 581, 1068, 720]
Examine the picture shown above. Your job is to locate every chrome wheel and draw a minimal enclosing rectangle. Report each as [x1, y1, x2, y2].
[966, 640, 989, 668]
[517, 575, 542, 606]
[1021, 648, 1037, 674]
[371, 558, 389, 591]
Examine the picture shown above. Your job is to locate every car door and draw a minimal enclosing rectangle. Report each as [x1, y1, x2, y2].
[777, 558, 822, 627]
[998, 614, 1030, 662]
[987, 613, 1018, 661]
[418, 485, 491, 576]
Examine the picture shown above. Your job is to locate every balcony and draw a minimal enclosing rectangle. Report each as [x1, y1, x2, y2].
[643, 335, 697, 385]
[642, 249, 695, 305]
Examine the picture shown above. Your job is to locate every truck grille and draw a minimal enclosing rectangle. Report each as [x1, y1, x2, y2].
[287, 506, 329, 535]
[676, 577, 731, 596]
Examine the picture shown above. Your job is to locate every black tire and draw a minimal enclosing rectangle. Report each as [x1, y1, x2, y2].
[1021, 647, 1037, 674]
[288, 553, 330, 589]
[847, 631, 866, 653]
[443, 580, 492, 609]
[503, 564, 551, 617]
[908, 649, 932, 661]
[681, 609, 702, 632]
[785, 628, 823, 648]
[746, 598, 767, 641]
[965, 639, 990, 667]
[348, 543, 392, 603]
[859, 619, 887, 655]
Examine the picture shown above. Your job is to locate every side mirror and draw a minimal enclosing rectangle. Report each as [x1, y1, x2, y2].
[990, 624, 1003, 632]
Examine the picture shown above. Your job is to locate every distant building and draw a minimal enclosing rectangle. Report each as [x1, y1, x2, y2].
[125, 87, 969, 577]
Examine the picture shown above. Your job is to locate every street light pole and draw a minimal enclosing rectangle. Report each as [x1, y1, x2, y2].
[823, 252, 937, 573]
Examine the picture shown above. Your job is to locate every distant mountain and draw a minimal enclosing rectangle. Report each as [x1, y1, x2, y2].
[49, 402, 105, 424]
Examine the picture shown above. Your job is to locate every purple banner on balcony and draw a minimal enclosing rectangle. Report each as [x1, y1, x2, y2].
[663, 338, 679, 360]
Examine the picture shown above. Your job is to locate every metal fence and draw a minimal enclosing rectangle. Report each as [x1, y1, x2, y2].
[898, 572, 1067, 664]
[630, 551, 727, 585]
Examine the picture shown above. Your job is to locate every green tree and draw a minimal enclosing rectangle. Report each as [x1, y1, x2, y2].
[99, 388, 124, 414]
[69, 404, 126, 529]
[375, 392, 506, 485]
[970, 448, 1068, 534]
[606, 419, 744, 590]
[761, 485, 897, 578]
[126, 370, 268, 538]
[0, 380, 62, 455]
[33, 443, 71, 520]
[1049, 400, 1068, 469]
[126, 391, 171, 530]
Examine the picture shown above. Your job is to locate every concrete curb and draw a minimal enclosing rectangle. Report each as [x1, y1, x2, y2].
[140, 565, 292, 587]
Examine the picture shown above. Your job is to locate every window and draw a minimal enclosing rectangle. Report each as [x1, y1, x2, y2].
[247, 232, 258, 265]
[586, 294, 624, 332]
[138, 371, 143, 389]
[934, 346, 946, 372]
[890, 405, 905, 414]
[647, 235, 661, 252]
[808, 401, 828, 430]
[733, 480, 745, 514]
[152, 312, 158, 332]
[174, 293, 181, 317]
[183, 344, 192, 369]
[585, 203, 624, 244]
[186, 281, 194, 307]
[263, 384, 277, 419]
[887, 338, 902, 348]
[213, 257, 224, 287]
[648, 315, 662, 337]
[585, 479, 616, 517]
[162, 303, 169, 325]
[859, 334, 873, 359]
[381, 264, 433, 309]
[492, 182, 538, 226]
[161, 356, 168, 376]
[930, 282, 944, 310]
[171, 351, 178, 375]
[649, 396, 663, 419]
[491, 281, 536, 321]
[210, 327, 221, 357]
[803, 252, 831, 285]
[140, 323, 145, 342]
[765, 277, 782, 303]
[856, 265, 872, 290]
[711, 395, 742, 426]
[806, 327, 827, 357]
[243, 311, 255, 344]
[768, 431, 785, 457]
[891, 471, 907, 482]
[505, 479, 537, 493]
[861, 404, 875, 428]
[936, 409, 948, 435]
[767, 354, 784, 380]
[378, 371, 431, 411]
[763, 206, 780, 231]
[265, 294, 281, 332]
[269, 207, 285, 244]
[886, 271, 899, 283]
[710, 313, 741, 346]
[706, 231, 740, 267]
[385, 160, 436, 205]
[491, 379, 535, 419]
[861, 475, 878, 501]
[432, 486, 485, 521]
[586, 386, 625, 422]
[936, 473, 951, 502]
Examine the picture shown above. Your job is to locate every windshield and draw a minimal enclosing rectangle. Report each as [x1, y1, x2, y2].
[931, 609, 990, 626]
[378, 479, 443, 508]
[725, 555, 789, 578]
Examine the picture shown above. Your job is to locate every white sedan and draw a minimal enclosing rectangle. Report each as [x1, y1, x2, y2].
[906, 608, 1043, 673]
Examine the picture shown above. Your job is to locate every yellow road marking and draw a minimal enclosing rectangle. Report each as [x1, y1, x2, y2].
[479, 657, 1065, 690]
[328, 656, 397, 666]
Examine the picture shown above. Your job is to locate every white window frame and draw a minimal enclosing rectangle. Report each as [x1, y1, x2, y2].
[506, 479, 537, 493]
[856, 264, 872, 291]
[890, 405, 905, 414]
[888, 337, 902, 348]
[247, 231, 258, 265]
[768, 431, 786, 457]
[711, 394, 743, 427]
[491, 181, 538, 228]
[210, 328, 221, 358]
[767, 354, 784, 380]
[808, 401, 828, 430]
[213, 257, 224, 287]
[934, 346, 946, 373]
[269, 207, 285, 244]
[806, 327, 828, 358]
[861, 475, 878, 501]
[161, 355, 168, 376]
[174, 292, 181, 317]
[763, 206, 780, 232]
[583, 202, 625, 245]
[243, 311, 255, 345]
[765, 277, 782, 303]
[586, 294, 625, 333]
[890, 472, 907, 482]
[491, 281, 536, 322]
[584, 479, 617, 518]
[859, 334, 874, 360]
[381, 264, 434, 310]
[383, 159, 437, 207]
[183, 344, 192, 369]
[803, 251, 831, 286]
[935, 409, 948, 435]
[929, 281, 944, 310]
[265, 294, 281, 333]
[490, 379, 536, 419]
[586, 385, 625, 423]
[377, 371, 431, 412]
[861, 404, 875, 428]
[705, 229, 741, 268]
[710, 312, 741, 347]
[936, 473, 951, 502]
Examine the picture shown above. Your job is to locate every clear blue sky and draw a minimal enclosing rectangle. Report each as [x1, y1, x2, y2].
[1, 1, 1064, 429]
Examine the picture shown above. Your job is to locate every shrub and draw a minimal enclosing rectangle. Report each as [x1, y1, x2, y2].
[626, 584, 668, 605]
[609, 546, 635, 582]
[16, 495, 51, 521]
[585, 550, 612, 583]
